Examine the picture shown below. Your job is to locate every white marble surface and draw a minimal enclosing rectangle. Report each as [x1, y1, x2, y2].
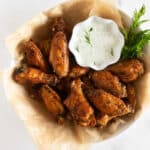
[0, 0, 150, 150]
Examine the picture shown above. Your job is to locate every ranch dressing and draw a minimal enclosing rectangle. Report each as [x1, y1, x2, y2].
[69, 16, 124, 70]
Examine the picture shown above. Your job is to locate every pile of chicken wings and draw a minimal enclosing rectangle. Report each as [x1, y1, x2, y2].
[13, 17, 144, 128]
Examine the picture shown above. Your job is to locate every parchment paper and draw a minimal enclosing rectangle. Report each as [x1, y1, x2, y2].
[3, 0, 150, 150]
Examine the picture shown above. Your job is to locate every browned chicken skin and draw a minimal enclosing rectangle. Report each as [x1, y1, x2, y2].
[92, 70, 127, 98]
[84, 87, 130, 116]
[96, 113, 114, 127]
[38, 39, 51, 58]
[24, 40, 48, 72]
[69, 65, 89, 78]
[13, 67, 59, 86]
[107, 59, 144, 83]
[56, 77, 71, 93]
[64, 79, 96, 127]
[51, 17, 66, 34]
[83, 87, 131, 127]
[49, 31, 69, 77]
[39, 85, 65, 118]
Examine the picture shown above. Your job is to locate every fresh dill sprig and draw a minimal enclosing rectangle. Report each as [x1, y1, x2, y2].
[84, 27, 93, 47]
[110, 48, 114, 56]
[121, 5, 150, 60]
[94, 61, 97, 65]
[75, 46, 80, 52]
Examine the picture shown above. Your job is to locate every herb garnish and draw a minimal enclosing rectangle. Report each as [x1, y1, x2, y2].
[121, 5, 150, 60]
[84, 27, 93, 47]
[110, 48, 114, 56]
[75, 46, 80, 52]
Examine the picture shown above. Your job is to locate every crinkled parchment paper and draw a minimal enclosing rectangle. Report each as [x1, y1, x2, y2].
[3, 0, 150, 150]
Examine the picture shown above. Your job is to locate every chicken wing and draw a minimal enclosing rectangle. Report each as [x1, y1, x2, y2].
[13, 67, 59, 86]
[81, 75, 93, 88]
[39, 85, 65, 118]
[24, 40, 48, 72]
[56, 77, 71, 94]
[69, 65, 89, 78]
[126, 84, 136, 113]
[84, 87, 130, 116]
[51, 17, 71, 40]
[64, 79, 96, 127]
[49, 31, 69, 77]
[96, 113, 114, 127]
[51, 17, 66, 34]
[107, 59, 144, 83]
[38, 39, 51, 58]
[92, 70, 127, 98]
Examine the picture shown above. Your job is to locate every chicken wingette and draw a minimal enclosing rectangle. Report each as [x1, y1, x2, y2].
[49, 31, 69, 77]
[13, 67, 59, 86]
[24, 40, 48, 72]
[83, 86, 131, 127]
[64, 79, 96, 127]
[107, 59, 144, 83]
[39, 85, 65, 118]
[92, 70, 127, 98]
[84, 87, 130, 116]
[69, 65, 89, 78]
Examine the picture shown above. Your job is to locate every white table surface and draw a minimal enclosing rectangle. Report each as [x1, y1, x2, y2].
[0, 0, 150, 150]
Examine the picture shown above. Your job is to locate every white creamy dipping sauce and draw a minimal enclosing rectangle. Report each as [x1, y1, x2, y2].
[69, 16, 124, 70]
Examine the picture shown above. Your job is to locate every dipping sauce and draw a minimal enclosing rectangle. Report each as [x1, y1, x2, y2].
[69, 16, 124, 70]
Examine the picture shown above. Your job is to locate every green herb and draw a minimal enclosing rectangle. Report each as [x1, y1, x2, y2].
[89, 27, 93, 32]
[110, 48, 114, 56]
[84, 27, 93, 47]
[94, 61, 96, 65]
[121, 5, 150, 60]
[75, 46, 80, 52]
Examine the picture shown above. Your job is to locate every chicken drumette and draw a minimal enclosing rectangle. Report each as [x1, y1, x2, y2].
[64, 79, 96, 127]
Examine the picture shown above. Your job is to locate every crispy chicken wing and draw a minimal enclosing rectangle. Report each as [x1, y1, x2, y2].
[24, 40, 48, 72]
[39, 85, 65, 118]
[69, 65, 89, 78]
[51, 17, 66, 34]
[64, 79, 96, 127]
[84, 87, 130, 116]
[96, 113, 114, 127]
[51, 17, 71, 40]
[92, 70, 127, 98]
[126, 84, 136, 113]
[107, 59, 144, 83]
[81, 75, 93, 87]
[56, 77, 71, 93]
[38, 39, 51, 58]
[49, 31, 69, 77]
[13, 67, 59, 86]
